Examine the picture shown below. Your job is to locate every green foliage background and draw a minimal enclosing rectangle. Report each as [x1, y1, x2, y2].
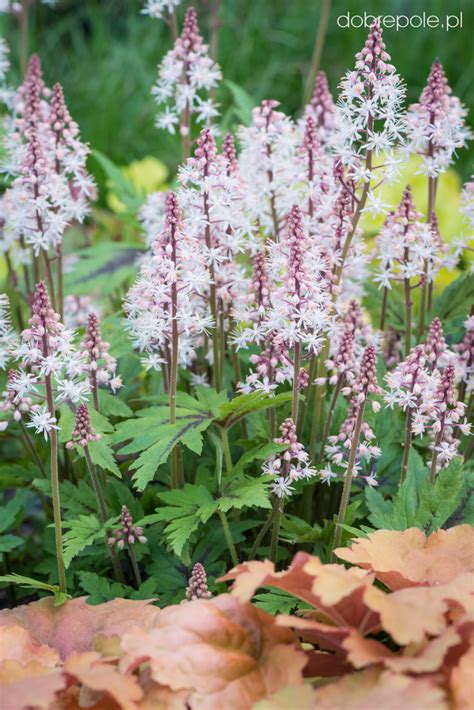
[1, 0, 472, 178]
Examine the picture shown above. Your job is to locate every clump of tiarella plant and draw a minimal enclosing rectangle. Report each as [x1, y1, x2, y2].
[0, 7, 473, 708]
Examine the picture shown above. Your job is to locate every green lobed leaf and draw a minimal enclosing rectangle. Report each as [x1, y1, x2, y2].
[61, 514, 108, 568]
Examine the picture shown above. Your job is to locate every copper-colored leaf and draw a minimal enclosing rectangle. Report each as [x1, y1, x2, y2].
[363, 573, 474, 645]
[335, 526, 474, 590]
[64, 651, 143, 710]
[450, 644, 474, 710]
[312, 668, 448, 709]
[253, 683, 318, 709]
[121, 594, 306, 710]
[0, 660, 66, 710]
[0, 624, 59, 667]
[0, 596, 160, 660]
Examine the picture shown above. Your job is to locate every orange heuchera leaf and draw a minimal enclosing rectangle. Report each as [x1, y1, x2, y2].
[363, 573, 474, 645]
[450, 644, 474, 710]
[0, 660, 66, 710]
[219, 553, 320, 607]
[120, 594, 306, 710]
[312, 667, 448, 710]
[0, 596, 160, 660]
[64, 651, 143, 710]
[0, 624, 59, 667]
[253, 683, 318, 709]
[221, 553, 379, 633]
[335, 526, 474, 590]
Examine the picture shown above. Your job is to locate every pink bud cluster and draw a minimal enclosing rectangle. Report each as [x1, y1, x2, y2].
[81, 314, 122, 393]
[109, 505, 147, 549]
[304, 71, 337, 144]
[66, 403, 101, 449]
[185, 562, 212, 600]
[262, 417, 316, 498]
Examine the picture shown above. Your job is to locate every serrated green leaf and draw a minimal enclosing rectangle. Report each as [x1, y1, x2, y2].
[0, 573, 59, 594]
[217, 391, 293, 427]
[153, 485, 216, 558]
[62, 514, 106, 568]
[88, 438, 121, 477]
[0, 534, 24, 552]
[217, 477, 271, 513]
[99, 391, 133, 418]
[367, 456, 465, 532]
[0, 490, 26, 533]
[253, 589, 308, 615]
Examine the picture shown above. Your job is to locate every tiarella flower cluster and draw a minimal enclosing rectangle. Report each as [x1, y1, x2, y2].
[266, 205, 332, 352]
[66, 403, 100, 449]
[455, 314, 474, 398]
[334, 21, 405, 214]
[1, 282, 89, 438]
[375, 185, 439, 289]
[428, 364, 470, 470]
[238, 100, 298, 236]
[125, 192, 211, 371]
[178, 128, 252, 317]
[325, 345, 382, 483]
[424, 317, 450, 371]
[109, 505, 148, 549]
[152, 6, 221, 135]
[262, 418, 316, 498]
[0, 293, 17, 368]
[80, 314, 122, 396]
[405, 59, 470, 178]
[385, 344, 434, 417]
[2, 55, 94, 257]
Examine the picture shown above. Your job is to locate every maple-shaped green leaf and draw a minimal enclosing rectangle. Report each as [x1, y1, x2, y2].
[366, 457, 465, 533]
[217, 476, 272, 513]
[148, 485, 217, 559]
[62, 514, 110, 568]
[216, 391, 293, 429]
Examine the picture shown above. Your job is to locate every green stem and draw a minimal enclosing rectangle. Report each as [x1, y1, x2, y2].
[317, 377, 343, 465]
[50, 429, 67, 593]
[270, 498, 283, 563]
[19, 420, 47, 477]
[297, 354, 316, 438]
[304, 0, 331, 104]
[220, 427, 233, 475]
[218, 510, 238, 567]
[249, 499, 279, 560]
[331, 402, 366, 559]
[400, 408, 413, 485]
[292, 342, 301, 423]
[380, 286, 388, 331]
[127, 541, 142, 588]
[83, 446, 124, 583]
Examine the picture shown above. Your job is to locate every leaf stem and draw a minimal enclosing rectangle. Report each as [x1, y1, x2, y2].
[218, 510, 238, 567]
[331, 402, 366, 559]
[83, 446, 125, 583]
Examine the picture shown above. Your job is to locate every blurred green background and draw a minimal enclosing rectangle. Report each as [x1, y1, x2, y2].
[1, 0, 472, 180]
